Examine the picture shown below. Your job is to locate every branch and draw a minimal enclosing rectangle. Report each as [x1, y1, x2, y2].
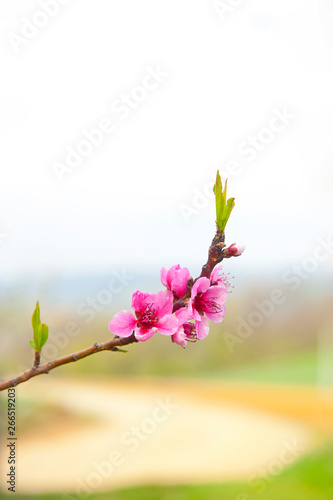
[198, 229, 225, 279]
[1, 229, 240, 391]
[33, 350, 41, 369]
[0, 334, 137, 392]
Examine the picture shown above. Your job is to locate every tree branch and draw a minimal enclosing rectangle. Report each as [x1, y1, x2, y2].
[198, 229, 225, 279]
[0, 229, 228, 392]
[0, 334, 137, 391]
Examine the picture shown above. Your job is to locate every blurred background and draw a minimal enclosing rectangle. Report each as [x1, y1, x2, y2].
[0, 0, 333, 498]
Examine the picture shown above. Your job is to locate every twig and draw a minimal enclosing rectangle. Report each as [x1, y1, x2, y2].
[198, 230, 225, 279]
[33, 350, 40, 369]
[0, 334, 137, 391]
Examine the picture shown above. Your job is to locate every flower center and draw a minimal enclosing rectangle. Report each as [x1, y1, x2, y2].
[136, 303, 158, 329]
[183, 322, 197, 341]
[194, 294, 222, 315]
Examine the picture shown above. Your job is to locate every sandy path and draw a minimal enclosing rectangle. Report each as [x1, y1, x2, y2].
[1, 376, 320, 494]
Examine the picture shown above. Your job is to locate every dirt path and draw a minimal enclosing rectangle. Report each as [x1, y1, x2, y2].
[2, 376, 328, 494]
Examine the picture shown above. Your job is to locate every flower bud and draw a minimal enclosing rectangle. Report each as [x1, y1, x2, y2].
[224, 242, 245, 257]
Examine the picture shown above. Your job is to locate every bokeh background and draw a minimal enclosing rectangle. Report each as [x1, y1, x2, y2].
[0, 0, 333, 498]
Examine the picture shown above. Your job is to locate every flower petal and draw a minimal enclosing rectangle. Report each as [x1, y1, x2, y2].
[196, 317, 210, 339]
[188, 300, 202, 321]
[172, 327, 187, 348]
[160, 267, 168, 288]
[191, 277, 210, 300]
[156, 313, 179, 336]
[210, 265, 222, 283]
[175, 307, 190, 325]
[165, 264, 180, 288]
[205, 304, 226, 322]
[204, 285, 228, 305]
[131, 290, 150, 312]
[154, 290, 174, 317]
[108, 311, 136, 337]
[171, 266, 190, 298]
[134, 327, 156, 342]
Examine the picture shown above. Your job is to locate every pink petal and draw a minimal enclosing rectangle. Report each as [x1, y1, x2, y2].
[134, 327, 156, 342]
[196, 318, 209, 339]
[175, 307, 190, 325]
[226, 242, 245, 257]
[108, 311, 136, 338]
[166, 264, 180, 288]
[204, 285, 228, 304]
[210, 265, 223, 284]
[160, 267, 168, 288]
[154, 290, 174, 317]
[131, 290, 150, 312]
[188, 299, 202, 321]
[172, 327, 187, 348]
[156, 314, 179, 336]
[191, 277, 210, 300]
[171, 267, 190, 298]
[205, 304, 226, 323]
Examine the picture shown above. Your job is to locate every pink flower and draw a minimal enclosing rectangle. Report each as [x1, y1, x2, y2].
[172, 308, 209, 348]
[108, 290, 178, 342]
[160, 264, 190, 298]
[210, 265, 230, 287]
[224, 242, 245, 257]
[188, 277, 227, 323]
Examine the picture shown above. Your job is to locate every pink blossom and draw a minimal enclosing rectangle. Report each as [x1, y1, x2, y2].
[160, 264, 190, 298]
[188, 277, 227, 323]
[210, 265, 230, 287]
[224, 242, 245, 257]
[109, 290, 178, 342]
[172, 308, 209, 348]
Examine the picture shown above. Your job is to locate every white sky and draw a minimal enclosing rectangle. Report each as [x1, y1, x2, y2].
[1, 0, 333, 281]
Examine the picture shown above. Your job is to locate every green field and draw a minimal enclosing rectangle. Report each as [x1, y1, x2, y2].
[1, 445, 332, 500]
[211, 349, 321, 385]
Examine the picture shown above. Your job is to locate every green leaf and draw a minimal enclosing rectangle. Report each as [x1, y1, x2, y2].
[31, 301, 41, 335]
[30, 301, 49, 353]
[214, 170, 223, 225]
[37, 324, 49, 350]
[213, 172, 235, 232]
